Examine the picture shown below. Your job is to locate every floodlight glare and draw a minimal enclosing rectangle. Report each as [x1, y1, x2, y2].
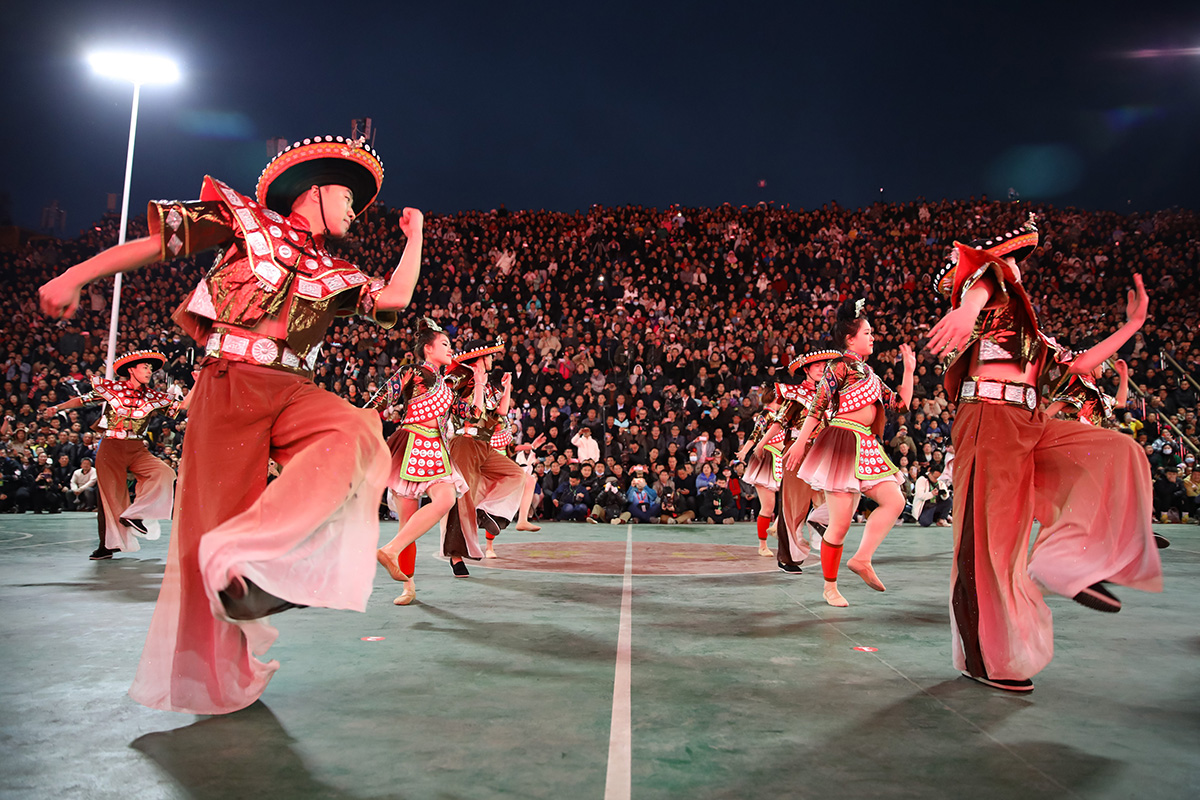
[85, 49, 181, 377]
[88, 51, 180, 85]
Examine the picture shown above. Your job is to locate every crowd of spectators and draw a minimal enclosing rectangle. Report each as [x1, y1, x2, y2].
[2, 193, 1198, 525]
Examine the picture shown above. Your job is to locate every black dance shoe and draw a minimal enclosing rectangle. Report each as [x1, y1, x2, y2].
[219, 576, 308, 620]
[1153, 532, 1170, 549]
[777, 562, 803, 574]
[961, 672, 1034, 692]
[451, 560, 470, 578]
[477, 511, 502, 539]
[89, 547, 115, 560]
[1073, 581, 1121, 613]
[120, 517, 149, 534]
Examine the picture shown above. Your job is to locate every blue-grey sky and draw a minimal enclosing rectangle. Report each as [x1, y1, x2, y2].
[2, 1, 1198, 232]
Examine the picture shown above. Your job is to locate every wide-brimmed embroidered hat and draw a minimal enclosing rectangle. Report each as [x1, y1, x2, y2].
[452, 338, 505, 366]
[113, 349, 166, 377]
[257, 135, 384, 216]
[934, 214, 1038, 298]
[789, 349, 841, 375]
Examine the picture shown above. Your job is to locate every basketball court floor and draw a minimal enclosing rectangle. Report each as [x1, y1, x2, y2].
[1, 513, 1195, 799]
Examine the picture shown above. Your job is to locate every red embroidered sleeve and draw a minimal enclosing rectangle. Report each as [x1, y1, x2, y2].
[147, 200, 236, 261]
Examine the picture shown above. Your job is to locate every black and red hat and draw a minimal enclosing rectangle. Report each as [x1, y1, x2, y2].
[257, 135, 384, 217]
[935, 214, 1039, 299]
[113, 350, 166, 377]
[451, 338, 505, 366]
[788, 349, 841, 375]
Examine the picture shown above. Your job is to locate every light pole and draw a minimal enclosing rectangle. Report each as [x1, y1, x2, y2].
[87, 51, 180, 379]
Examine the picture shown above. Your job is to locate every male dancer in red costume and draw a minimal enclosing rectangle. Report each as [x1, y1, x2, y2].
[39, 135, 424, 714]
[45, 349, 186, 559]
[441, 339, 539, 567]
[927, 215, 1161, 692]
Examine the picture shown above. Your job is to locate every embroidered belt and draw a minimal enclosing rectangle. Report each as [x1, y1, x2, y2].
[828, 418, 897, 479]
[205, 329, 317, 378]
[101, 430, 144, 441]
[959, 378, 1038, 410]
[462, 425, 498, 440]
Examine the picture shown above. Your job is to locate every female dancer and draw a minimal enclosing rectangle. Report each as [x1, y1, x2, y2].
[765, 349, 842, 571]
[786, 300, 916, 607]
[737, 387, 785, 557]
[369, 319, 469, 605]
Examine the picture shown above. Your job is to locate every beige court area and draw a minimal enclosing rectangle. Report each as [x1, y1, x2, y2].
[0, 513, 1196, 799]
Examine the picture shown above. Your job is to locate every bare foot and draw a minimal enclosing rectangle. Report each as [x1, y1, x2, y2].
[515, 521, 541, 532]
[847, 559, 886, 592]
[823, 583, 849, 607]
[485, 547, 497, 559]
[376, 549, 408, 583]
[757, 542, 773, 557]
[393, 578, 416, 605]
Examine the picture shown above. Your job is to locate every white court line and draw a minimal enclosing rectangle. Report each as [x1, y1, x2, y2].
[604, 524, 633, 800]
[0, 537, 95, 551]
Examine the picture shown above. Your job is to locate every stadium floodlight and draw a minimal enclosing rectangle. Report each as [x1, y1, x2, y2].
[87, 50, 181, 378]
[87, 51, 181, 85]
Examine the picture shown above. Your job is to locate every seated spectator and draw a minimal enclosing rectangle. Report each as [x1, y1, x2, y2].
[1154, 466, 1187, 523]
[553, 471, 591, 521]
[626, 474, 659, 523]
[589, 477, 629, 524]
[698, 475, 736, 524]
[912, 466, 952, 527]
[694, 462, 717, 494]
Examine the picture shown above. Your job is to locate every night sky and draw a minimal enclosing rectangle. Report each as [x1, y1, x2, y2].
[2, 1, 1198, 233]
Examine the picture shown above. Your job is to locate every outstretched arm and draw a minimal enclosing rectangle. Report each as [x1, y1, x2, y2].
[374, 208, 424, 311]
[39, 237, 161, 318]
[497, 372, 513, 416]
[1113, 359, 1130, 409]
[1069, 276, 1149, 375]
[898, 344, 917, 409]
[44, 395, 92, 419]
[926, 280, 993, 357]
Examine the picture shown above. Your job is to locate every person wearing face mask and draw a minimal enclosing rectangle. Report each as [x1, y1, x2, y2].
[928, 216, 1161, 694]
[687, 431, 715, 467]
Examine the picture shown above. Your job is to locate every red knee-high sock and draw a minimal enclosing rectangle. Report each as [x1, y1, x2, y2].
[821, 541, 844, 582]
[757, 515, 771, 541]
[399, 542, 417, 578]
[486, 532, 496, 541]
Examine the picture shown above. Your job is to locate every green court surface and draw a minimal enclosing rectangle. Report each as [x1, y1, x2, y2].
[0, 514, 1195, 799]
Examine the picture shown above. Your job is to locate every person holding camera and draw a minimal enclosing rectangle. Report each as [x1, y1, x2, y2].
[912, 466, 952, 527]
[626, 473, 660, 523]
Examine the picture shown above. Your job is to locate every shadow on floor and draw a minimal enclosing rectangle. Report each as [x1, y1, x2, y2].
[19, 557, 165, 603]
[132, 701, 401, 800]
[653, 683, 1118, 800]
